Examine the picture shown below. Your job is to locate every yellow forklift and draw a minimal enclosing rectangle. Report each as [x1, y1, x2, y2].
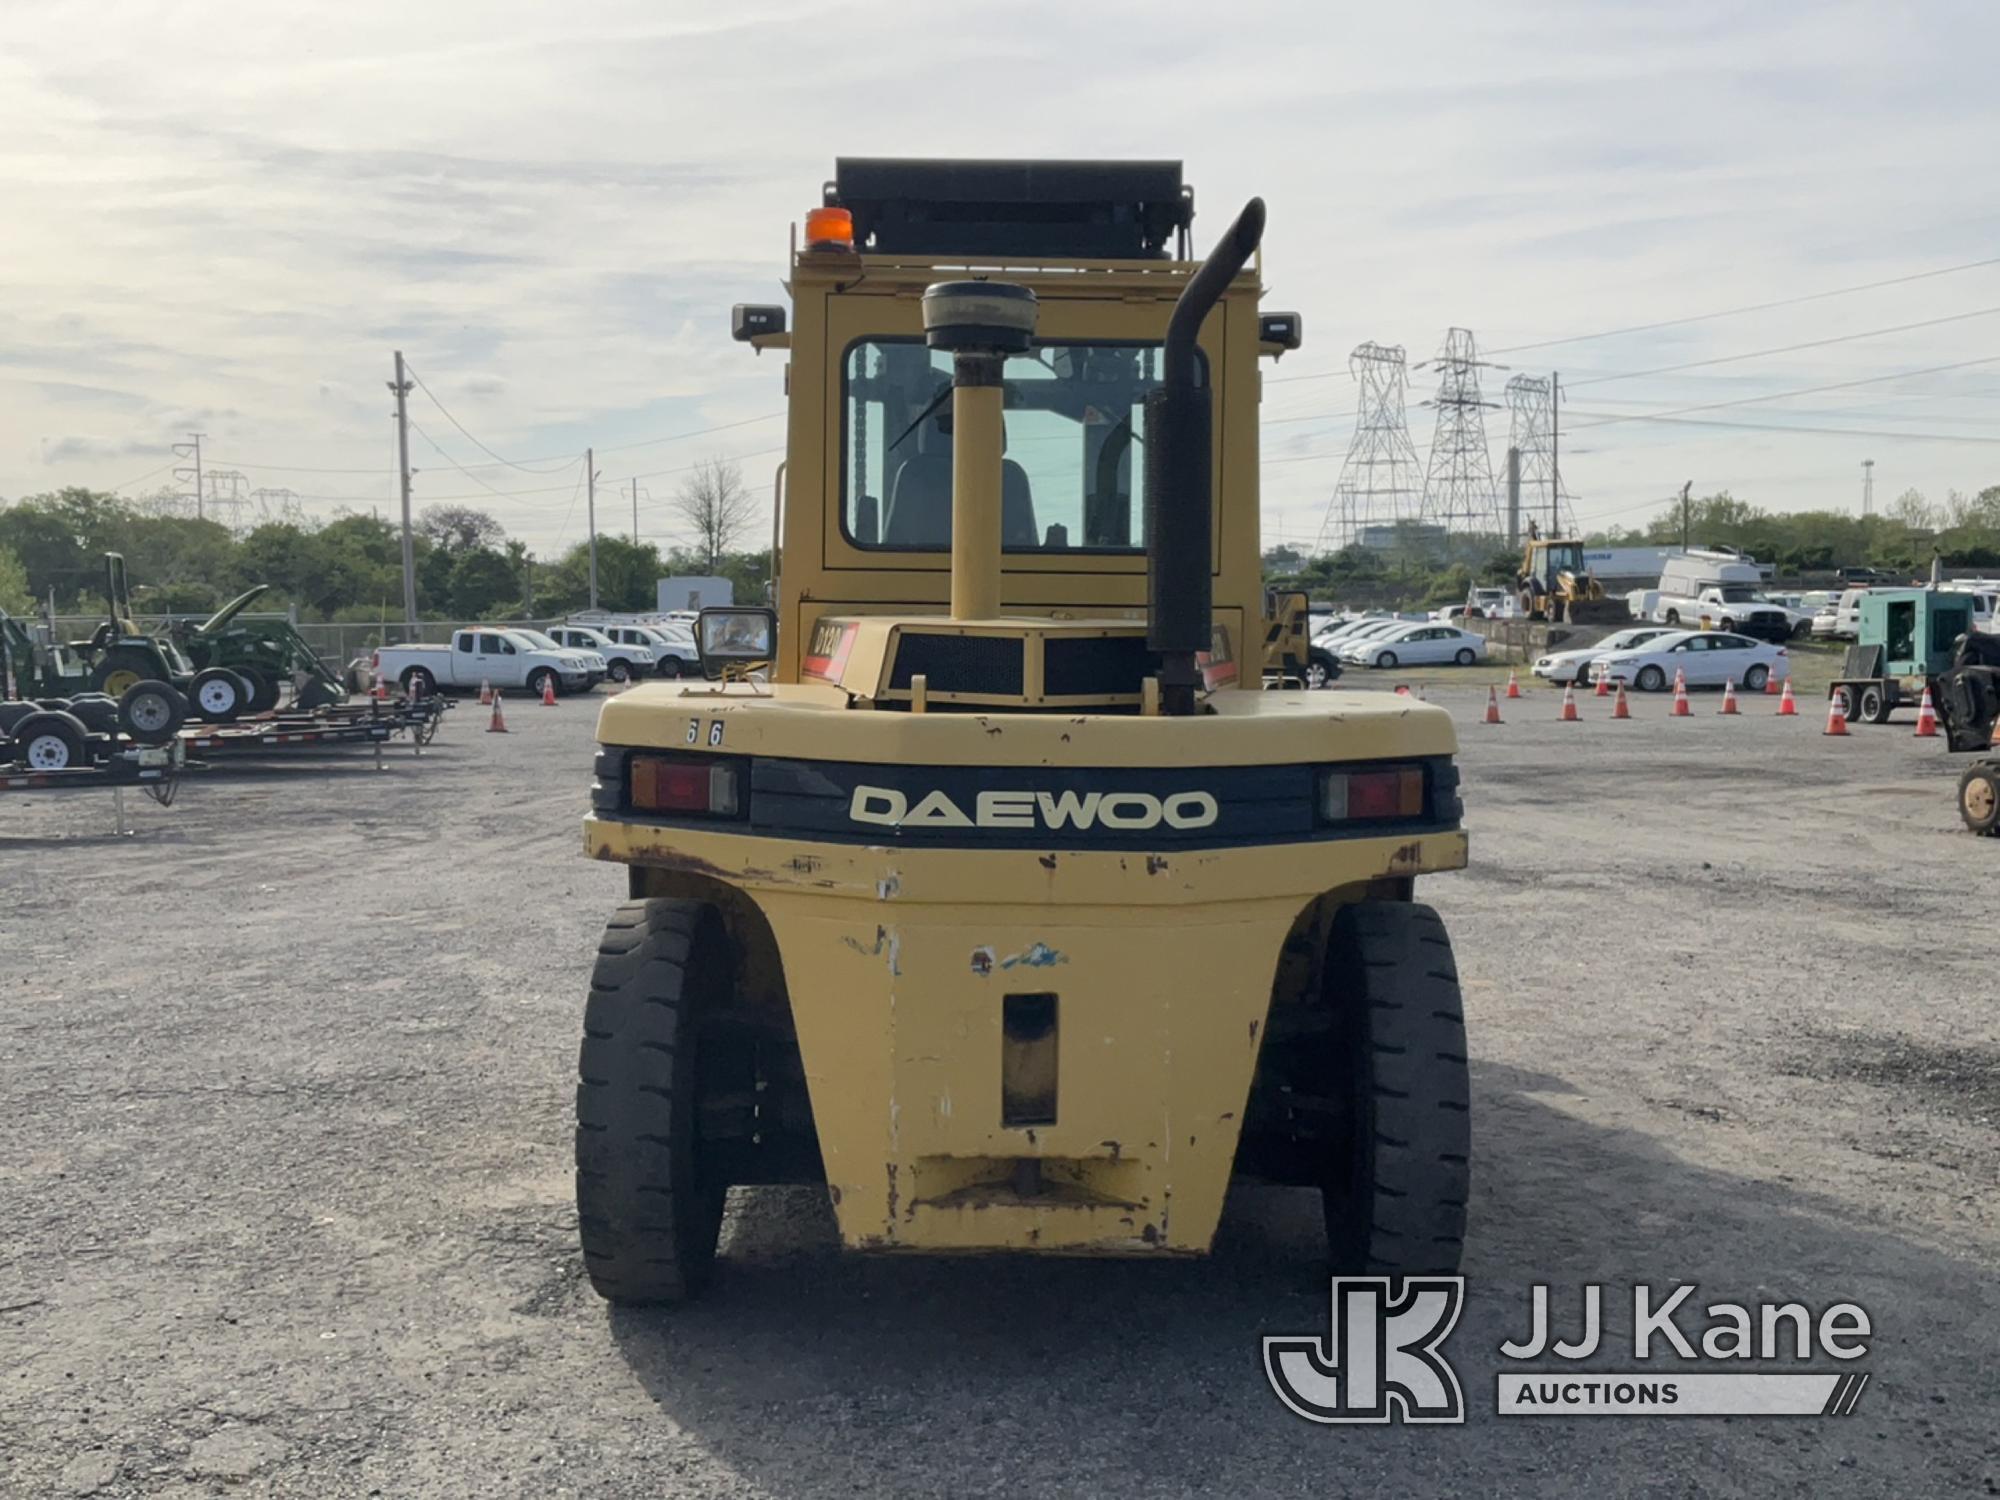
[576, 160, 1472, 1303]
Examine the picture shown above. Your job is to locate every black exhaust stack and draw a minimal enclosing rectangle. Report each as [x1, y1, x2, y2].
[1144, 197, 1265, 715]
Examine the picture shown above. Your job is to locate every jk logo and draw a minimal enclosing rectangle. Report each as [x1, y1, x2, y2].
[1264, 1277, 1466, 1424]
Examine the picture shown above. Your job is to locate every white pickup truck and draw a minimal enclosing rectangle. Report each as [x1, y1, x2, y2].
[375, 628, 594, 698]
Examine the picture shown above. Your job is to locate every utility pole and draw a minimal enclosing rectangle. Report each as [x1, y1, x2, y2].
[586, 449, 600, 610]
[172, 433, 205, 521]
[1504, 446, 1521, 550]
[390, 352, 418, 631]
[1862, 458, 1875, 519]
[1680, 480, 1693, 550]
[631, 478, 640, 544]
[1547, 372, 1561, 537]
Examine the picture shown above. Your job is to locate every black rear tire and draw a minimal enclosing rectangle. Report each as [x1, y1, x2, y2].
[1744, 663, 1771, 692]
[575, 899, 732, 1305]
[1860, 683, 1893, 724]
[1319, 902, 1471, 1276]
[401, 666, 437, 699]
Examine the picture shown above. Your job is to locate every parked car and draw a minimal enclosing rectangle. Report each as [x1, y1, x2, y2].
[599, 623, 700, 678]
[512, 627, 607, 686]
[1811, 587, 1876, 641]
[548, 624, 654, 682]
[1339, 623, 1488, 669]
[375, 628, 593, 698]
[1837, 566, 1894, 586]
[1591, 630, 1791, 692]
[1532, 626, 1677, 686]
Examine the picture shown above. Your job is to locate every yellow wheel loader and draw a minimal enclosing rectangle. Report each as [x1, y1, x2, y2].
[576, 160, 1472, 1304]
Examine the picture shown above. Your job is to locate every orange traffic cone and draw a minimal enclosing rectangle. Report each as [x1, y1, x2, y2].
[372, 673, 390, 702]
[1484, 686, 1503, 724]
[1719, 678, 1739, 715]
[1671, 668, 1691, 717]
[1593, 670, 1610, 698]
[487, 693, 509, 733]
[1914, 685, 1939, 737]
[478, 678, 493, 705]
[1824, 688, 1850, 736]
[541, 676, 558, 707]
[1505, 670, 1522, 700]
[1777, 680, 1798, 716]
[1764, 670, 1781, 696]
[1559, 683, 1580, 722]
[1613, 682, 1632, 719]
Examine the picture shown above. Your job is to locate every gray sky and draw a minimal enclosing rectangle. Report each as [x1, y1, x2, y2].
[5, 0, 1998, 556]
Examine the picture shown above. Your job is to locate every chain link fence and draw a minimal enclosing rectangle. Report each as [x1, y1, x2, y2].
[49, 614, 571, 673]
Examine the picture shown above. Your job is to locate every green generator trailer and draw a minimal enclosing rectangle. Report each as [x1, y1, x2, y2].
[1831, 588, 1978, 724]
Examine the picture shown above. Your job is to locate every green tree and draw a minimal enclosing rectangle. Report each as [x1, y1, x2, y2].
[449, 548, 517, 617]
[0, 502, 87, 603]
[0, 545, 32, 614]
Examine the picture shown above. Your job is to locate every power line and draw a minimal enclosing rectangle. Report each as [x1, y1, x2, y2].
[1489, 255, 2000, 356]
[1566, 305, 2000, 389]
[1261, 252, 2000, 388]
[106, 458, 180, 492]
[1563, 409, 2000, 446]
[402, 360, 580, 474]
[1571, 355, 2000, 430]
[409, 416, 579, 502]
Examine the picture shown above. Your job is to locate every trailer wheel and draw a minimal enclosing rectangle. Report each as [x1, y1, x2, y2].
[10, 711, 89, 770]
[1959, 763, 2000, 836]
[119, 680, 186, 743]
[575, 899, 733, 1305]
[1859, 683, 1893, 724]
[1319, 902, 1471, 1276]
[189, 668, 245, 723]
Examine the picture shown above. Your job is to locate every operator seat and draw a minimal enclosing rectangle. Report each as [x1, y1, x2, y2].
[882, 415, 1039, 549]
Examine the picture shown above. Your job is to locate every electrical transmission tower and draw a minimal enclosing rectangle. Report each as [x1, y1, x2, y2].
[205, 469, 250, 533]
[1318, 342, 1424, 553]
[251, 487, 306, 527]
[1418, 328, 1502, 541]
[1505, 374, 1558, 542]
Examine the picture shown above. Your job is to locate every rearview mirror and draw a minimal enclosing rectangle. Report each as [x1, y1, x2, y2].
[695, 607, 777, 679]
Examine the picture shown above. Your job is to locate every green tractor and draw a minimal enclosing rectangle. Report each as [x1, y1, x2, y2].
[72, 553, 262, 723]
[165, 584, 348, 713]
[1, 606, 186, 769]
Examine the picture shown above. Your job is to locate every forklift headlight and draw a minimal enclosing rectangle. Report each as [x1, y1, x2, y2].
[629, 755, 743, 818]
[1319, 765, 1424, 823]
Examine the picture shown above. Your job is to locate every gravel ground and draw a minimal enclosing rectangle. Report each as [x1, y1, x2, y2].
[3, 685, 1994, 1498]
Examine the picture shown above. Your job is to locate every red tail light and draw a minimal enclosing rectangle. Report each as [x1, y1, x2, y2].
[1319, 765, 1425, 822]
[629, 755, 742, 817]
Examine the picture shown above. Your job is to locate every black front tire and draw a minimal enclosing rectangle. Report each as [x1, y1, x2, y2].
[1744, 664, 1771, 692]
[529, 668, 558, 700]
[1375, 650, 1399, 670]
[1320, 902, 1471, 1276]
[1958, 763, 2000, 836]
[656, 657, 684, 680]
[607, 660, 632, 683]
[1636, 665, 1666, 692]
[575, 900, 732, 1306]
[237, 666, 280, 715]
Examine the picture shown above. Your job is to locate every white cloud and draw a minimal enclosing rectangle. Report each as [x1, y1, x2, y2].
[2, 0, 1997, 555]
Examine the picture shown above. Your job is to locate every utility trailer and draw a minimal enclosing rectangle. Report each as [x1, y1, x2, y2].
[0, 741, 184, 835]
[179, 695, 450, 769]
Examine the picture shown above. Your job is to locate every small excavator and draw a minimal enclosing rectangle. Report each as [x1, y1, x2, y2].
[1516, 523, 1628, 626]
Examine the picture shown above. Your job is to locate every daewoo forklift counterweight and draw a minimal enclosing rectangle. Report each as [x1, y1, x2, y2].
[578, 160, 1472, 1304]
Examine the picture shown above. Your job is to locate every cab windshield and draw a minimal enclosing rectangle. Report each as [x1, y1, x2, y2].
[841, 338, 1198, 553]
[514, 630, 562, 650]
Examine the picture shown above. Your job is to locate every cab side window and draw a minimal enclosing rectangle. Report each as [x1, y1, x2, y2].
[479, 633, 505, 653]
[456, 635, 474, 654]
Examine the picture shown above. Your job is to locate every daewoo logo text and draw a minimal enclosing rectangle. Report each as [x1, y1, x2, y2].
[847, 786, 1219, 832]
